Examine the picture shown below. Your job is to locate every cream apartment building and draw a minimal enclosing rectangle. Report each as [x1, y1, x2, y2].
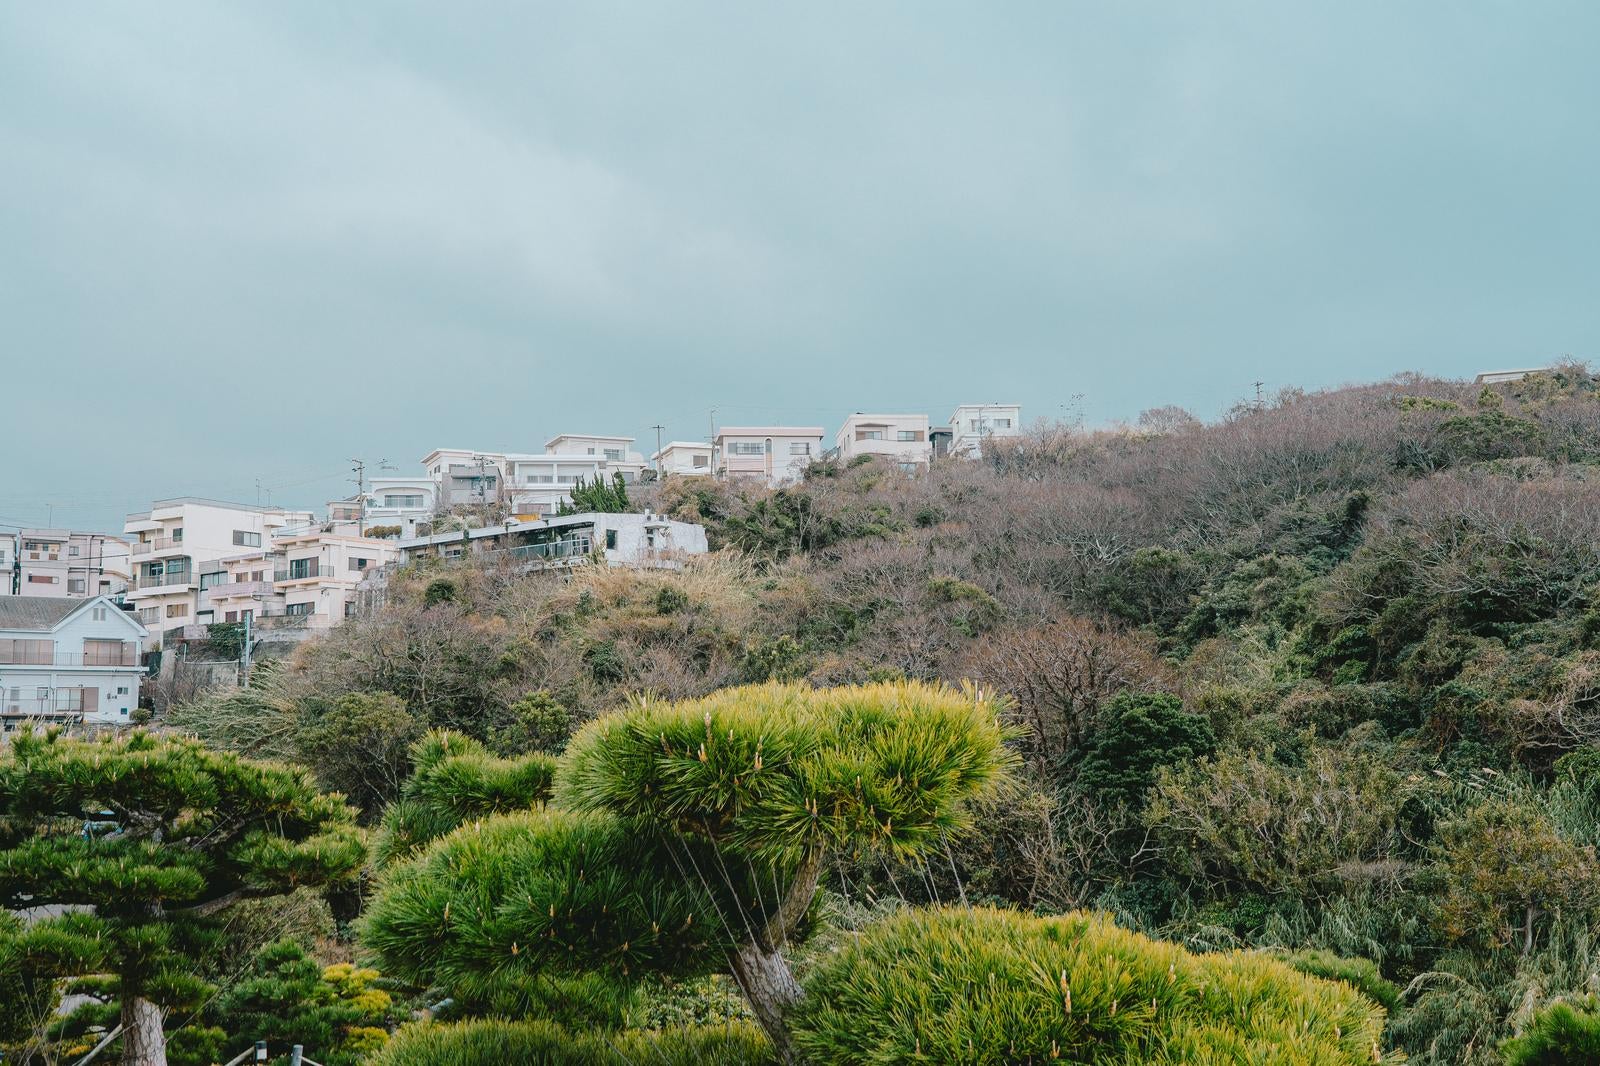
[948, 403, 1023, 458]
[652, 441, 713, 477]
[5, 530, 131, 599]
[123, 498, 312, 645]
[833, 414, 932, 470]
[713, 427, 825, 487]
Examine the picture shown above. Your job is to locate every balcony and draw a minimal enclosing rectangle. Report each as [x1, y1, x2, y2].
[131, 571, 196, 591]
[143, 536, 185, 555]
[206, 580, 277, 598]
[131, 541, 152, 556]
[0, 650, 141, 669]
[274, 566, 335, 584]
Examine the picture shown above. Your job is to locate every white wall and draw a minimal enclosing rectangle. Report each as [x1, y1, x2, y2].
[834, 414, 932, 468]
[0, 599, 145, 728]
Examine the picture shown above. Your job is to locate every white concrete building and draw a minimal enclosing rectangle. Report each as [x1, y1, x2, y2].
[833, 414, 932, 471]
[652, 441, 713, 477]
[5, 530, 131, 600]
[269, 527, 402, 629]
[713, 427, 825, 487]
[505, 453, 611, 519]
[421, 449, 509, 511]
[397, 512, 708, 571]
[1474, 368, 1550, 384]
[123, 499, 313, 645]
[205, 550, 283, 624]
[0, 595, 146, 732]
[364, 477, 438, 537]
[544, 434, 647, 481]
[948, 403, 1023, 459]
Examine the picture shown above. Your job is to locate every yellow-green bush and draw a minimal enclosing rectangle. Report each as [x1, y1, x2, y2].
[369, 1018, 772, 1066]
[792, 907, 1397, 1065]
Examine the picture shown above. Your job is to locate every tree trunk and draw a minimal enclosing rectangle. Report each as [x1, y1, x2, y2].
[731, 940, 807, 1064]
[121, 996, 166, 1066]
[726, 850, 822, 1065]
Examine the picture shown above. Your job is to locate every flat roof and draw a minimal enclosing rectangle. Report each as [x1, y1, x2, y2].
[714, 426, 825, 437]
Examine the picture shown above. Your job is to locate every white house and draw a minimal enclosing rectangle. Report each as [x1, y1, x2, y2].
[544, 434, 647, 481]
[0, 595, 147, 732]
[421, 449, 509, 510]
[269, 527, 402, 629]
[1474, 368, 1550, 384]
[396, 512, 708, 571]
[4, 530, 131, 599]
[833, 414, 932, 471]
[652, 441, 713, 477]
[713, 427, 825, 487]
[123, 498, 313, 646]
[948, 403, 1023, 458]
[505, 453, 611, 518]
[364, 477, 437, 537]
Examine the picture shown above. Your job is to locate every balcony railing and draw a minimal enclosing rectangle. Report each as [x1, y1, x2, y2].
[206, 580, 276, 598]
[0, 650, 141, 669]
[131, 541, 152, 556]
[274, 566, 335, 582]
[132, 571, 195, 590]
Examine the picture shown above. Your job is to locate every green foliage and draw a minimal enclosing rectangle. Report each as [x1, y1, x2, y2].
[560, 472, 631, 515]
[207, 940, 392, 1066]
[1434, 410, 1546, 464]
[372, 731, 557, 868]
[1146, 743, 1423, 897]
[739, 635, 811, 683]
[559, 681, 1015, 861]
[792, 906, 1396, 1064]
[206, 621, 247, 660]
[488, 691, 577, 756]
[0, 729, 364, 1058]
[1074, 692, 1216, 807]
[1502, 997, 1600, 1065]
[295, 691, 423, 816]
[365, 524, 403, 538]
[423, 578, 457, 606]
[924, 575, 1002, 636]
[370, 1018, 771, 1066]
[1272, 948, 1401, 1012]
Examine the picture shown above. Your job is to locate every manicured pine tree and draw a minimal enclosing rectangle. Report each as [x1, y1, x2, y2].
[0, 728, 366, 1066]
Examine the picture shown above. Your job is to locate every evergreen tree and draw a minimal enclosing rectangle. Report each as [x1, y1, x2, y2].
[0, 729, 365, 1066]
[559, 472, 630, 515]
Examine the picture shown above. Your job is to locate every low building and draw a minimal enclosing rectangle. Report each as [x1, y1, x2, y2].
[832, 414, 931, 471]
[395, 512, 708, 571]
[713, 427, 825, 487]
[268, 527, 402, 630]
[205, 551, 283, 623]
[948, 403, 1023, 459]
[1474, 368, 1550, 384]
[5, 530, 131, 599]
[421, 449, 509, 510]
[0, 595, 147, 732]
[652, 441, 714, 477]
[505, 453, 611, 519]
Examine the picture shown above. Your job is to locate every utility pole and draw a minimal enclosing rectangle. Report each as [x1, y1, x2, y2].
[1253, 381, 1265, 410]
[350, 459, 367, 532]
[709, 407, 718, 478]
[240, 610, 252, 685]
[651, 424, 665, 476]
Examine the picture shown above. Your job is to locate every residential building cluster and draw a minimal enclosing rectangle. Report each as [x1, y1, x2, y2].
[0, 402, 1018, 731]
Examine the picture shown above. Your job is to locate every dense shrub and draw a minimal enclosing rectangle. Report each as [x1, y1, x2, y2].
[1502, 997, 1600, 1065]
[370, 1018, 771, 1066]
[792, 906, 1396, 1064]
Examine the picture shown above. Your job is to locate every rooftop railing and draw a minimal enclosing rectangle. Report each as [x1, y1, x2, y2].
[274, 566, 335, 583]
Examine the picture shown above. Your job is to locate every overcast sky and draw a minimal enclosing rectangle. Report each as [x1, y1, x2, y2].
[3, 2, 1597, 532]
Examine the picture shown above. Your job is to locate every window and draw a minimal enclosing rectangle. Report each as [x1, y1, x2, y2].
[233, 530, 262, 547]
[84, 639, 131, 666]
[349, 558, 369, 571]
[171, 528, 183, 541]
[345, 601, 357, 618]
[28, 575, 57, 584]
[605, 530, 618, 550]
[857, 430, 884, 441]
[524, 476, 554, 484]
[692, 455, 708, 468]
[137, 607, 160, 624]
[288, 558, 316, 580]
[0, 640, 53, 665]
[285, 602, 313, 617]
[899, 462, 920, 474]
[68, 579, 86, 594]
[896, 430, 923, 442]
[199, 571, 226, 590]
[92, 607, 107, 621]
[789, 442, 811, 456]
[120, 709, 128, 717]
[730, 442, 764, 456]
[585, 447, 596, 455]
[224, 611, 238, 623]
[603, 448, 623, 461]
[118, 686, 129, 695]
[382, 494, 424, 508]
[37, 687, 49, 701]
[68, 545, 80, 557]
[7, 687, 18, 701]
[166, 603, 188, 618]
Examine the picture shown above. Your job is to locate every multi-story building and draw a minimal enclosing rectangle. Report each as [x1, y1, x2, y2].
[395, 511, 708, 571]
[123, 499, 313, 645]
[713, 427, 825, 487]
[421, 449, 509, 510]
[205, 551, 283, 624]
[268, 527, 401, 629]
[505, 453, 611, 518]
[0, 595, 146, 732]
[652, 441, 713, 477]
[832, 414, 932, 471]
[4, 530, 132, 599]
[363, 477, 437, 536]
[948, 403, 1023, 459]
[544, 434, 647, 481]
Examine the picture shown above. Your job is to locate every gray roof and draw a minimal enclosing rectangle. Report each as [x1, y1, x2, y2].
[0, 598, 83, 631]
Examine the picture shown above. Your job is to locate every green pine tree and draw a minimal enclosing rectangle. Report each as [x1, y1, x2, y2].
[0, 729, 366, 1066]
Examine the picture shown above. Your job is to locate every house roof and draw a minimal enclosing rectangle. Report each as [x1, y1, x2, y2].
[0, 598, 82, 631]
